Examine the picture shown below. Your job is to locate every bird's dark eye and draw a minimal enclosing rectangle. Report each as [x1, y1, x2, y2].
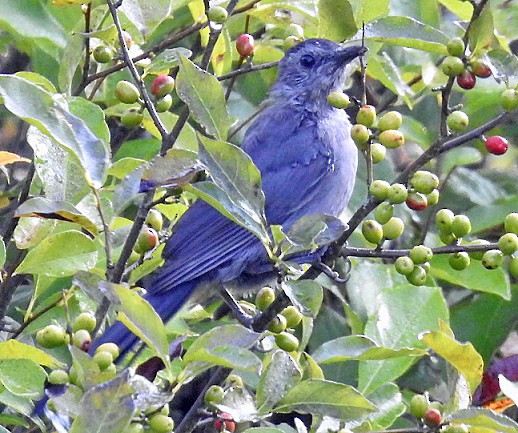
[300, 54, 315, 68]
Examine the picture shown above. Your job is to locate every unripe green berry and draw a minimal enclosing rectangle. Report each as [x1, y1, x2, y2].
[481, 249, 504, 269]
[504, 213, 518, 234]
[148, 414, 175, 433]
[436, 209, 455, 233]
[146, 209, 164, 231]
[327, 92, 350, 109]
[447, 37, 465, 57]
[281, 305, 303, 328]
[268, 314, 287, 333]
[48, 369, 70, 385]
[449, 252, 470, 270]
[498, 233, 518, 255]
[383, 217, 404, 240]
[287, 23, 304, 38]
[509, 256, 518, 278]
[442, 56, 465, 76]
[36, 324, 67, 348]
[93, 45, 113, 63]
[155, 94, 173, 113]
[387, 183, 408, 204]
[407, 265, 428, 286]
[121, 109, 143, 127]
[501, 88, 518, 111]
[374, 202, 394, 225]
[439, 231, 457, 245]
[369, 179, 390, 200]
[451, 214, 471, 238]
[93, 351, 114, 370]
[395, 256, 415, 276]
[409, 170, 440, 195]
[377, 111, 403, 131]
[115, 80, 140, 104]
[356, 105, 377, 127]
[409, 245, 433, 264]
[409, 394, 429, 419]
[207, 5, 228, 24]
[351, 124, 371, 147]
[426, 189, 440, 206]
[95, 342, 120, 361]
[283, 36, 300, 51]
[72, 312, 96, 333]
[225, 374, 244, 388]
[362, 219, 384, 244]
[468, 239, 490, 260]
[447, 110, 469, 132]
[128, 423, 145, 433]
[379, 129, 405, 149]
[370, 142, 386, 163]
[275, 332, 299, 352]
[204, 385, 225, 408]
[256, 287, 275, 311]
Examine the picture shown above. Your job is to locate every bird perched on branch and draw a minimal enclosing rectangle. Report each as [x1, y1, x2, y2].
[94, 38, 366, 357]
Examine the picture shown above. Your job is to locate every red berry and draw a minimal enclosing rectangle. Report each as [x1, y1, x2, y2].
[215, 413, 235, 433]
[151, 74, 175, 98]
[456, 70, 476, 89]
[423, 408, 442, 427]
[406, 191, 428, 211]
[236, 34, 255, 57]
[484, 135, 509, 155]
[471, 60, 492, 78]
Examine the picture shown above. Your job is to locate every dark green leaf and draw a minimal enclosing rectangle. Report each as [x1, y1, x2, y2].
[318, 0, 357, 41]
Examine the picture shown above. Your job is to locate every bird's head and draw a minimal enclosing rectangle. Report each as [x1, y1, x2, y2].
[270, 38, 366, 106]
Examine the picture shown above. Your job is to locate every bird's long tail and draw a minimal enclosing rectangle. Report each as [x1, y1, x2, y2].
[91, 280, 197, 359]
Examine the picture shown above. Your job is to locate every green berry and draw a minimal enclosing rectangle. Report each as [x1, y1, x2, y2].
[356, 105, 377, 127]
[447, 110, 469, 132]
[95, 342, 120, 361]
[439, 231, 457, 245]
[121, 108, 143, 127]
[287, 23, 304, 38]
[395, 256, 415, 276]
[374, 202, 394, 225]
[449, 252, 470, 270]
[207, 5, 228, 24]
[36, 324, 67, 348]
[369, 179, 390, 200]
[146, 209, 164, 231]
[426, 189, 440, 206]
[93, 45, 113, 63]
[256, 287, 275, 311]
[148, 414, 175, 433]
[268, 314, 287, 333]
[275, 332, 299, 352]
[451, 214, 471, 238]
[409, 245, 433, 264]
[481, 249, 504, 269]
[447, 37, 465, 57]
[155, 94, 173, 113]
[327, 92, 350, 109]
[504, 213, 518, 234]
[283, 35, 301, 50]
[501, 88, 518, 111]
[409, 170, 440, 195]
[468, 239, 490, 260]
[442, 56, 465, 76]
[204, 385, 224, 408]
[135, 227, 159, 254]
[383, 217, 404, 240]
[377, 111, 403, 131]
[509, 256, 518, 278]
[128, 423, 145, 433]
[72, 329, 91, 351]
[498, 233, 518, 255]
[351, 124, 370, 147]
[115, 80, 140, 104]
[362, 219, 384, 244]
[409, 394, 429, 419]
[72, 312, 96, 333]
[436, 209, 454, 232]
[387, 183, 408, 204]
[378, 129, 404, 149]
[48, 369, 70, 385]
[225, 374, 244, 388]
[407, 265, 428, 286]
[281, 305, 303, 328]
[370, 142, 386, 164]
[93, 351, 114, 370]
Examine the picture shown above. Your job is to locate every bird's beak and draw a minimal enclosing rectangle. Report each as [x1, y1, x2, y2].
[336, 45, 368, 63]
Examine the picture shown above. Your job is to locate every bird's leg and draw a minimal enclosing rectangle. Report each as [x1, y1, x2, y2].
[313, 260, 350, 284]
[218, 287, 255, 328]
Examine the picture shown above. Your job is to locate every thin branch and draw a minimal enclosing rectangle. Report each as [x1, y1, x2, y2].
[92, 187, 113, 274]
[80, 4, 92, 88]
[218, 61, 278, 81]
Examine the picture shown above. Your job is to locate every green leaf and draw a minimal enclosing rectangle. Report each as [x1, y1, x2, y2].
[469, 6, 495, 56]
[420, 320, 483, 394]
[69, 370, 136, 433]
[318, 0, 357, 41]
[312, 335, 428, 364]
[0, 239, 5, 269]
[349, 0, 389, 25]
[275, 379, 377, 420]
[69, 97, 111, 145]
[16, 197, 99, 236]
[354, 16, 449, 54]
[0, 340, 63, 368]
[442, 147, 483, 173]
[0, 359, 46, 398]
[429, 254, 510, 300]
[120, 0, 172, 35]
[176, 55, 231, 140]
[467, 194, 518, 234]
[145, 48, 193, 76]
[487, 49, 518, 80]
[0, 75, 109, 188]
[438, 0, 473, 20]
[257, 350, 302, 412]
[15, 230, 97, 277]
[185, 135, 269, 246]
[142, 148, 203, 188]
[358, 284, 449, 395]
[450, 408, 518, 433]
[282, 280, 323, 317]
[15, 71, 56, 93]
[58, 29, 85, 95]
[110, 283, 169, 363]
[363, 383, 405, 429]
[108, 157, 147, 179]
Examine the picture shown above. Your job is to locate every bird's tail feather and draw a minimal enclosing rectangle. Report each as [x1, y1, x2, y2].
[91, 280, 197, 359]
